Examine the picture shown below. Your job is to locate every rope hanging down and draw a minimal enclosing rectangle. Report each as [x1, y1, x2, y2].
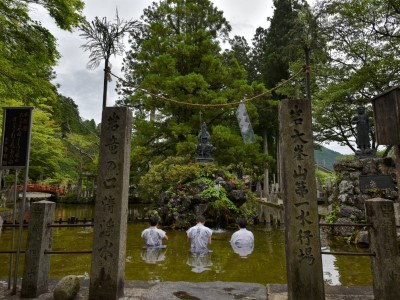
[109, 66, 308, 108]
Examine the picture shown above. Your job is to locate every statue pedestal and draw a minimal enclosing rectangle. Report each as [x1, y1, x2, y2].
[355, 149, 377, 159]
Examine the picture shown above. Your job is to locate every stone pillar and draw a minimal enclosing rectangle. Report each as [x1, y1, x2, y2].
[21, 200, 55, 298]
[395, 145, 400, 203]
[365, 198, 400, 300]
[89, 107, 132, 300]
[279, 99, 325, 300]
[394, 203, 400, 227]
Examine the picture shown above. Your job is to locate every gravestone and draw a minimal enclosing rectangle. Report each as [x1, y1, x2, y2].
[89, 107, 132, 300]
[279, 99, 325, 300]
[21, 200, 55, 298]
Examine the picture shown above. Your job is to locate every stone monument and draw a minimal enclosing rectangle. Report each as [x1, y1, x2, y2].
[279, 99, 325, 300]
[196, 122, 215, 163]
[89, 107, 132, 299]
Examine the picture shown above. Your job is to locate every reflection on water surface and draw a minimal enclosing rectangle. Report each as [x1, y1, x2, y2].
[0, 204, 372, 285]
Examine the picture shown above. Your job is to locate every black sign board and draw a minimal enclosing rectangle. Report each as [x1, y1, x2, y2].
[1, 107, 33, 169]
[359, 175, 396, 192]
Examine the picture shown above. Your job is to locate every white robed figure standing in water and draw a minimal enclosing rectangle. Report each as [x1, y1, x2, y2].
[186, 215, 213, 253]
[230, 218, 254, 257]
[186, 215, 213, 273]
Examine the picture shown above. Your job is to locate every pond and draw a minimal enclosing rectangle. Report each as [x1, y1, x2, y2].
[0, 203, 372, 286]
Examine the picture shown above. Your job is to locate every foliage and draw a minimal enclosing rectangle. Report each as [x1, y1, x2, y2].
[0, 1, 102, 190]
[229, 0, 315, 184]
[58, 192, 79, 203]
[139, 156, 248, 227]
[315, 169, 331, 186]
[313, 0, 400, 152]
[314, 145, 343, 171]
[0, 0, 83, 103]
[212, 125, 271, 173]
[262, 0, 307, 91]
[200, 185, 239, 213]
[138, 156, 218, 202]
[343, 235, 352, 245]
[0, 97, 98, 186]
[63, 132, 99, 175]
[325, 201, 339, 224]
[53, 94, 99, 137]
[0, 99, 70, 184]
[118, 0, 268, 185]
[25, 0, 84, 31]
[337, 154, 355, 161]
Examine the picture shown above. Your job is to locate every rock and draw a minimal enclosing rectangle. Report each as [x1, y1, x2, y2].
[227, 189, 247, 207]
[357, 230, 369, 247]
[53, 275, 80, 300]
[337, 193, 353, 204]
[339, 205, 364, 220]
[338, 180, 354, 194]
[333, 218, 354, 237]
[363, 159, 377, 174]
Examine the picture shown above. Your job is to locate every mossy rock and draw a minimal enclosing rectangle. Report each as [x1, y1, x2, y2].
[53, 275, 80, 300]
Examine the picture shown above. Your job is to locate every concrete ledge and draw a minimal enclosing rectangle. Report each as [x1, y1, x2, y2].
[1, 280, 375, 300]
[267, 284, 374, 300]
[1, 280, 267, 300]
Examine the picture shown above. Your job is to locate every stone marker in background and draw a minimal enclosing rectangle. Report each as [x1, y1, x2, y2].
[89, 107, 132, 300]
[21, 200, 56, 298]
[279, 99, 325, 300]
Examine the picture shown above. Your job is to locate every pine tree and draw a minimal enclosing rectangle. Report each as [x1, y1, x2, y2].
[117, 0, 268, 185]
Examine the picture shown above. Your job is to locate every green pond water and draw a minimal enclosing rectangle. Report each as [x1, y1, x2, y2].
[0, 203, 372, 286]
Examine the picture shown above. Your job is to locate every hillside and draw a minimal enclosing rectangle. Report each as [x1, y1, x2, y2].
[314, 145, 346, 171]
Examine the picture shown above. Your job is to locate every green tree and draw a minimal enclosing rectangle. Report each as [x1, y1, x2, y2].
[52, 94, 100, 137]
[229, 36, 251, 79]
[236, 0, 309, 193]
[0, 99, 75, 184]
[118, 0, 268, 184]
[313, 0, 400, 152]
[0, 1, 104, 187]
[0, 0, 84, 104]
[262, 0, 307, 91]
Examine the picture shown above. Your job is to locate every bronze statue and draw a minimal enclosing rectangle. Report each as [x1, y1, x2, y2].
[352, 106, 371, 150]
[196, 123, 215, 162]
[351, 105, 375, 158]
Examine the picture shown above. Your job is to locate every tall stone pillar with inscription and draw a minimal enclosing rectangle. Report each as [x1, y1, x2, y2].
[279, 99, 325, 300]
[89, 107, 132, 300]
[21, 200, 55, 298]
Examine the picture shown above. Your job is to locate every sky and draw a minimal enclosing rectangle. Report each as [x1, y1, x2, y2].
[30, 0, 353, 154]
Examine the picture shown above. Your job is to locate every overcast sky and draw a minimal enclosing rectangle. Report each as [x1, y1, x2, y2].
[30, 0, 353, 154]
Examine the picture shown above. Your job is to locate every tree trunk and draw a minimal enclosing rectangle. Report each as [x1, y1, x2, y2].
[76, 151, 83, 201]
[102, 58, 109, 108]
[305, 47, 311, 102]
[262, 129, 269, 198]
